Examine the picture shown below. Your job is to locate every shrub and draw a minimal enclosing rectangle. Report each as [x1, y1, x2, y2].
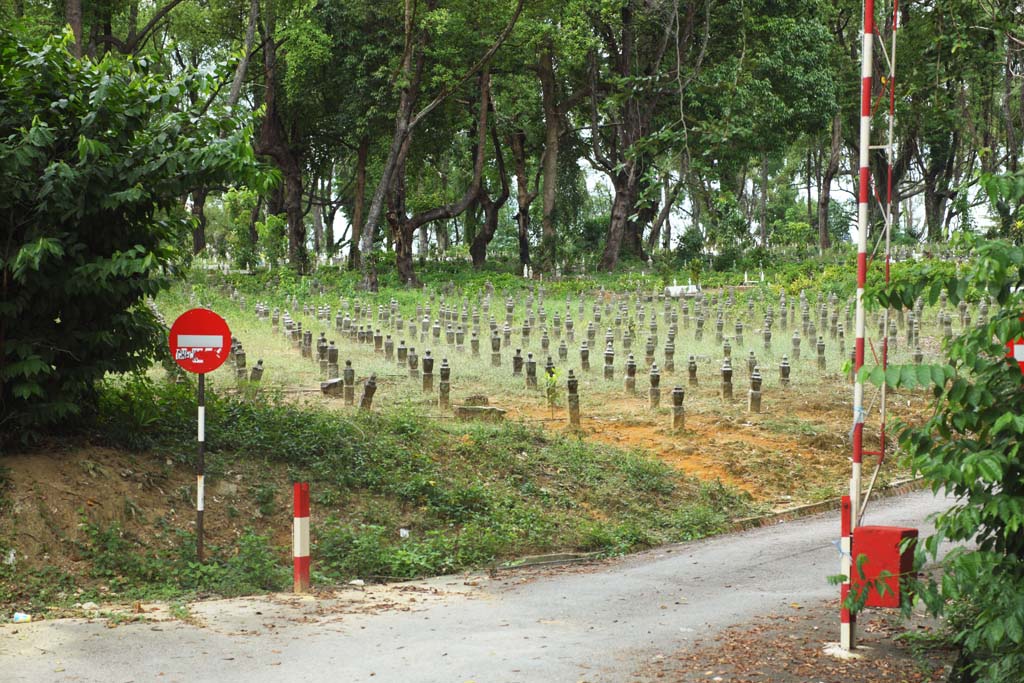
[0, 28, 267, 445]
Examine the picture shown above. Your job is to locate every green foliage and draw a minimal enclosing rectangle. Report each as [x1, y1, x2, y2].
[0, 28, 266, 444]
[865, 235, 1024, 682]
[214, 188, 261, 269]
[0, 561, 75, 615]
[980, 172, 1024, 243]
[257, 214, 289, 269]
[81, 375, 757, 593]
[72, 516, 289, 598]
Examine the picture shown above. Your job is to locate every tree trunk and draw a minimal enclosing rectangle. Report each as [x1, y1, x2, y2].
[393, 220, 417, 286]
[266, 186, 284, 217]
[921, 131, 959, 243]
[759, 155, 769, 248]
[65, 0, 82, 57]
[359, 43, 422, 290]
[648, 178, 682, 253]
[436, 223, 449, 252]
[806, 150, 814, 234]
[817, 114, 842, 251]
[347, 137, 368, 269]
[508, 130, 537, 268]
[623, 196, 653, 262]
[469, 122, 510, 268]
[418, 224, 429, 261]
[537, 43, 560, 271]
[190, 190, 208, 254]
[923, 183, 948, 242]
[127, 1, 139, 47]
[249, 198, 261, 248]
[324, 203, 337, 257]
[601, 168, 638, 270]
[283, 168, 306, 269]
[312, 196, 323, 256]
[1004, 53, 1020, 174]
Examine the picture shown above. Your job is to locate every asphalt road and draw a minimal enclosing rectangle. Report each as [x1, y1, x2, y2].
[1, 489, 955, 683]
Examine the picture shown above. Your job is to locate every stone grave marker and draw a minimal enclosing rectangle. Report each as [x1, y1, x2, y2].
[721, 357, 733, 400]
[671, 386, 685, 430]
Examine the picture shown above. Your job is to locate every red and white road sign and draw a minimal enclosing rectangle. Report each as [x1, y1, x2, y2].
[169, 308, 231, 374]
[1008, 338, 1024, 374]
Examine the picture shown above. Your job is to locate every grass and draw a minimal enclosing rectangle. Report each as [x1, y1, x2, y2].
[161, 263, 942, 400]
[0, 375, 760, 612]
[1, 262, 944, 612]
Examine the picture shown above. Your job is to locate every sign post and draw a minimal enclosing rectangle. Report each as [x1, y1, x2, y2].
[169, 308, 231, 562]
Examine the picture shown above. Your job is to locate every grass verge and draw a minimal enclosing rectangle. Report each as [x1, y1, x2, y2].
[1, 375, 758, 614]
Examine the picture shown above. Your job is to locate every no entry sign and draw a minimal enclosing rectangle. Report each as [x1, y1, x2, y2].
[1008, 338, 1024, 374]
[169, 308, 231, 374]
[167, 307, 231, 563]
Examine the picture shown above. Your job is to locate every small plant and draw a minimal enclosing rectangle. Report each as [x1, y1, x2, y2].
[76, 515, 167, 588]
[169, 602, 191, 621]
[543, 366, 563, 417]
[252, 483, 276, 518]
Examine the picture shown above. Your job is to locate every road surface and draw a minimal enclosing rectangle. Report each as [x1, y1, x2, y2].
[1, 489, 954, 683]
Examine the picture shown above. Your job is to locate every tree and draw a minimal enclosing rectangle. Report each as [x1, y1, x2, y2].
[869, 233, 1024, 682]
[0, 29, 266, 442]
[357, 0, 525, 290]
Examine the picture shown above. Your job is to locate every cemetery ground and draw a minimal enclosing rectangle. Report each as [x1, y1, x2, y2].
[0, 267, 960, 678]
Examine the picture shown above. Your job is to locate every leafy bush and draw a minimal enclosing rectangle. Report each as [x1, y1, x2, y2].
[0, 28, 266, 445]
[869, 236, 1024, 682]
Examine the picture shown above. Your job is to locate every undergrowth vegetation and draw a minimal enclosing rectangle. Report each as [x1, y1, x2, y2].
[1, 376, 756, 612]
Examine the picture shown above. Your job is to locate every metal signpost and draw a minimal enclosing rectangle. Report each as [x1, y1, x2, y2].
[169, 308, 231, 562]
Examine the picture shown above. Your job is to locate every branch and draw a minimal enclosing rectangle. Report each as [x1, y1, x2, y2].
[407, 0, 525, 131]
[228, 0, 260, 107]
[408, 71, 491, 230]
[129, 0, 188, 54]
[587, 51, 614, 173]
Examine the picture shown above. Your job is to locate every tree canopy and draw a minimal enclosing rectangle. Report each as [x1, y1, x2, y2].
[0, 28, 267, 440]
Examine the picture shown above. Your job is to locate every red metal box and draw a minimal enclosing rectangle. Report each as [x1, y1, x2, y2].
[851, 525, 918, 608]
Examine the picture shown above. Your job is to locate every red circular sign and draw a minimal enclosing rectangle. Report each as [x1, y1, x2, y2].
[169, 308, 232, 374]
[1008, 338, 1024, 375]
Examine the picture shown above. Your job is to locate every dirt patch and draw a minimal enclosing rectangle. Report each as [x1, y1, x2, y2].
[506, 381, 924, 507]
[634, 599, 955, 683]
[0, 445, 294, 580]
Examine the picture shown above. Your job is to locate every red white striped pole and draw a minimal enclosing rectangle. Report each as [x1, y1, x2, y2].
[197, 374, 206, 563]
[293, 482, 310, 593]
[847, 0, 875, 652]
[840, 495, 855, 649]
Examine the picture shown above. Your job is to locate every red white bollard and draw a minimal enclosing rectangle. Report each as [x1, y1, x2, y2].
[293, 482, 310, 593]
[840, 495, 855, 649]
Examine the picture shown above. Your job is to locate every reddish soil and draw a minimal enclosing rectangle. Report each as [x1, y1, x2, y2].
[506, 381, 928, 507]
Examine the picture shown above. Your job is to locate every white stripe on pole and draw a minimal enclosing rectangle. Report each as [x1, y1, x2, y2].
[293, 517, 310, 557]
[851, 462, 862, 518]
[198, 406, 205, 442]
[197, 474, 205, 512]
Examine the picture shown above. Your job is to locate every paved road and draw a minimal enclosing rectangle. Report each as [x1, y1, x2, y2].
[1, 489, 954, 683]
